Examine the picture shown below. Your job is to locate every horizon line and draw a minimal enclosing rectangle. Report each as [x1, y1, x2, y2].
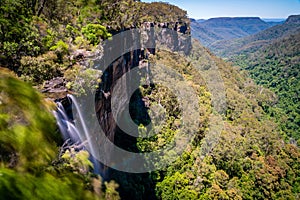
[189, 16, 289, 20]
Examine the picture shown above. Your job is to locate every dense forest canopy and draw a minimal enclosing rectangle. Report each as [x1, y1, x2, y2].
[0, 0, 299, 199]
[231, 32, 300, 142]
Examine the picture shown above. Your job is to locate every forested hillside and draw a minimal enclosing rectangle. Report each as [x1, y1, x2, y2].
[135, 40, 300, 199]
[0, 0, 299, 200]
[203, 15, 300, 144]
[231, 31, 300, 143]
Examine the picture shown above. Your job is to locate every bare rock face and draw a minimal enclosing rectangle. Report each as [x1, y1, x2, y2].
[94, 22, 191, 143]
[155, 21, 191, 54]
[41, 77, 68, 99]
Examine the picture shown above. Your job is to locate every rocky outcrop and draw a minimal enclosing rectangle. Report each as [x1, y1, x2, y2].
[41, 77, 68, 99]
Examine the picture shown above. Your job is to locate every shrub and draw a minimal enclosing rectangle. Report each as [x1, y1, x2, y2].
[0, 69, 58, 170]
[19, 51, 63, 84]
[68, 68, 102, 95]
[50, 40, 69, 62]
[81, 24, 112, 45]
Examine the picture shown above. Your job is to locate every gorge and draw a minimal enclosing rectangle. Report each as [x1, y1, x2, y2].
[0, 1, 299, 200]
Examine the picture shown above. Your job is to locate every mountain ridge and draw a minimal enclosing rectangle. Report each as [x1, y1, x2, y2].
[191, 16, 272, 46]
[209, 14, 300, 57]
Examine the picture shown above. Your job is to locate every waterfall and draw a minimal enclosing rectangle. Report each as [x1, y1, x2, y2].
[53, 101, 81, 144]
[66, 95, 90, 144]
[53, 95, 103, 176]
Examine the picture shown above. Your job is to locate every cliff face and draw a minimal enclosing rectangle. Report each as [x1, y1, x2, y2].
[285, 15, 300, 24]
[94, 21, 191, 143]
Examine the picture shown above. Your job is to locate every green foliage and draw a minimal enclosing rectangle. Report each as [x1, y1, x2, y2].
[19, 52, 63, 84]
[0, 0, 33, 43]
[0, 0, 46, 69]
[139, 2, 189, 23]
[156, 172, 198, 200]
[137, 85, 181, 152]
[42, 28, 58, 50]
[138, 41, 300, 200]
[0, 70, 59, 170]
[1, 1, 299, 199]
[51, 40, 69, 54]
[61, 148, 93, 174]
[105, 181, 121, 200]
[0, 69, 120, 199]
[0, 168, 99, 200]
[50, 40, 69, 62]
[81, 24, 112, 45]
[67, 67, 102, 95]
[2, 41, 19, 57]
[66, 24, 81, 39]
[1, 0, 190, 81]
[232, 32, 300, 142]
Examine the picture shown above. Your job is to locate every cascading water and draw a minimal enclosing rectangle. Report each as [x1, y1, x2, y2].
[53, 101, 81, 144]
[53, 95, 102, 175]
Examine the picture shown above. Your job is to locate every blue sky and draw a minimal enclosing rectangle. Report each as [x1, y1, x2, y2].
[142, 0, 300, 19]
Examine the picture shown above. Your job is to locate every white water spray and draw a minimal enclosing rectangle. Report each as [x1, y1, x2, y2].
[53, 95, 102, 175]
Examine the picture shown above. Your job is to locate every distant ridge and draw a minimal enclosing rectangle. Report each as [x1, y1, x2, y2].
[191, 17, 271, 46]
[209, 14, 300, 57]
[196, 19, 206, 23]
[262, 18, 285, 26]
[262, 18, 286, 22]
[207, 16, 261, 20]
[189, 18, 206, 23]
[285, 14, 300, 23]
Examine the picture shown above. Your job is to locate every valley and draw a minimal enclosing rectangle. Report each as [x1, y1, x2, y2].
[0, 0, 299, 200]
[192, 14, 300, 143]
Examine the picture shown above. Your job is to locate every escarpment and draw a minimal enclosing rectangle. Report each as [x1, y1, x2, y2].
[94, 20, 192, 146]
